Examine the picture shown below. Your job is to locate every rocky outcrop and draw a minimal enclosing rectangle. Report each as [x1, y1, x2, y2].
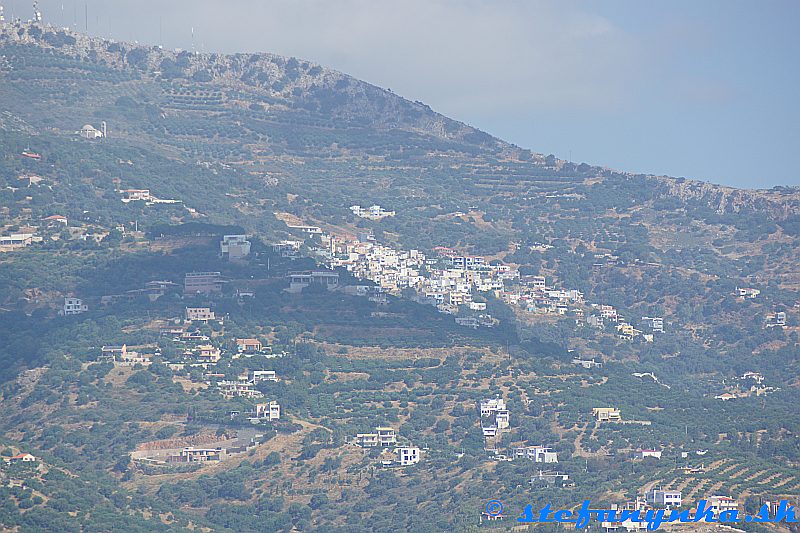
[654, 176, 800, 220]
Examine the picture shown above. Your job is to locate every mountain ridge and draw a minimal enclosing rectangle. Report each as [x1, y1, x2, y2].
[2, 18, 798, 218]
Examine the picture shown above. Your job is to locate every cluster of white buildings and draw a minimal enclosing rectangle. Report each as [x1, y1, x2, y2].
[316, 235, 514, 327]
[600, 492, 739, 531]
[585, 304, 665, 342]
[499, 275, 663, 341]
[155, 313, 284, 408]
[714, 371, 779, 401]
[282, 220, 655, 336]
[501, 274, 583, 316]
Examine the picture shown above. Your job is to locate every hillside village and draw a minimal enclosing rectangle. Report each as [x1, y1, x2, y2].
[0, 11, 798, 533]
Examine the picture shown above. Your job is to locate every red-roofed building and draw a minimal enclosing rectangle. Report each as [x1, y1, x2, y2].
[8, 453, 36, 463]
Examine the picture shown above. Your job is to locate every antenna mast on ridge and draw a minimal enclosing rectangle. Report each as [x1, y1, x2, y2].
[32, 1, 42, 23]
[0, 5, 5, 23]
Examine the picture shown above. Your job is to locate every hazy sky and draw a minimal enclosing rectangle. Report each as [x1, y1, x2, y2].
[6, 0, 799, 188]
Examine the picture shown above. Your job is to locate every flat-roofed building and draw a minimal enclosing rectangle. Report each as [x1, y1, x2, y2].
[62, 297, 88, 316]
[220, 234, 251, 260]
[286, 270, 339, 293]
[186, 307, 216, 322]
[395, 447, 420, 466]
[184, 272, 223, 295]
[172, 447, 224, 463]
[646, 489, 682, 508]
[593, 407, 622, 422]
[253, 401, 280, 421]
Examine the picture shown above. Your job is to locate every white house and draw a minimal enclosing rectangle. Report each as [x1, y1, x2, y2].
[646, 489, 682, 508]
[8, 453, 37, 463]
[252, 401, 280, 422]
[514, 446, 558, 463]
[220, 234, 251, 260]
[708, 496, 738, 517]
[77, 123, 105, 139]
[395, 447, 420, 466]
[186, 307, 215, 322]
[638, 449, 662, 460]
[62, 297, 88, 316]
[249, 370, 278, 383]
[480, 398, 506, 417]
[641, 316, 664, 333]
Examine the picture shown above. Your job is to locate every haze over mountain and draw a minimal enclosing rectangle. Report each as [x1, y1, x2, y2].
[4, 0, 799, 189]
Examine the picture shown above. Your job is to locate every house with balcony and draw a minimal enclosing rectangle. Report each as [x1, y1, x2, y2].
[120, 189, 151, 202]
[236, 338, 263, 354]
[286, 270, 339, 293]
[184, 272, 223, 295]
[513, 446, 558, 463]
[220, 234, 251, 260]
[766, 312, 787, 328]
[248, 370, 278, 383]
[641, 316, 664, 333]
[572, 358, 603, 369]
[708, 496, 739, 517]
[62, 297, 88, 316]
[217, 380, 263, 399]
[480, 398, 507, 417]
[251, 401, 280, 422]
[354, 427, 397, 447]
[195, 345, 221, 364]
[354, 433, 379, 447]
[531, 470, 570, 485]
[101, 345, 127, 360]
